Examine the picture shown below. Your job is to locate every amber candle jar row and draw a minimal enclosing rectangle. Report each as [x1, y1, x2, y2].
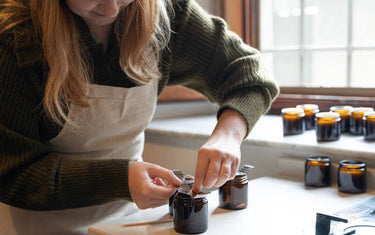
[305, 156, 367, 194]
[282, 105, 375, 141]
[331, 106, 374, 136]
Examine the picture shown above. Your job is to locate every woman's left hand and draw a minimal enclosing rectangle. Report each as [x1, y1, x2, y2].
[192, 109, 247, 193]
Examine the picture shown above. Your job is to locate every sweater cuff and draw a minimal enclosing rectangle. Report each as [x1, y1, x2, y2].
[58, 158, 132, 209]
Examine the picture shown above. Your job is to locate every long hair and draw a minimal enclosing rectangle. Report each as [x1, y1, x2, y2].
[0, 0, 172, 126]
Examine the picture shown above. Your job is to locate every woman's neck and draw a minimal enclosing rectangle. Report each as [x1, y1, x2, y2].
[88, 24, 112, 51]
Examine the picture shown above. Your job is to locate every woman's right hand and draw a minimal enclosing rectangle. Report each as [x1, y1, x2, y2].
[128, 161, 181, 209]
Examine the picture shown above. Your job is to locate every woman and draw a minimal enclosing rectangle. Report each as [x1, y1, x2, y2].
[0, 0, 279, 234]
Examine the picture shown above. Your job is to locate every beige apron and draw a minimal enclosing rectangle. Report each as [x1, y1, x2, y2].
[0, 79, 158, 235]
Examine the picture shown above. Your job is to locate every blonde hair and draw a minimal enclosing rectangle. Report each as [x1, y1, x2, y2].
[0, 0, 171, 126]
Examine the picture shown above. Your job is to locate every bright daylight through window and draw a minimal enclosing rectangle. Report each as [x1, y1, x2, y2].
[260, 0, 375, 88]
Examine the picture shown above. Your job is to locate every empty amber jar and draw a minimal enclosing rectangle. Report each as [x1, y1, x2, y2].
[305, 156, 331, 187]
[173, 190, 208, 234]
[330, 106, 352, 133]
[219, 172, 248, 210]
[297, 104, 319, 130]
[338, 160, 366, 194]
[364, 111, 375, 140]
[282, 108, 305, 135]
[350, 107, 374, 135]
[315, 112, 341, 141]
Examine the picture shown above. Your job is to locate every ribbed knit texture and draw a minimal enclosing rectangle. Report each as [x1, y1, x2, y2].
[0, 0, 279, 210]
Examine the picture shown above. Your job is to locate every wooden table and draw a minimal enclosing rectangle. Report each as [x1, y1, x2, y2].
[88, 176, 375, 235]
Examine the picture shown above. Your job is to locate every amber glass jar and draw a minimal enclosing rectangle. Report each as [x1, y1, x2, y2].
[219, 172, 248, 210]
[315, 112, 341, 141]
[169, 175, 194, 216]
[297, 104, 319, 130]
[282, 108, 305, 135]
[350, 107, 374, 135]
[173, 191, 208, 234]
[305, 156, 331, 187]
[363, 111, 375, 140]
[338, 160, 366, 194]
[330, 106, 352, 133]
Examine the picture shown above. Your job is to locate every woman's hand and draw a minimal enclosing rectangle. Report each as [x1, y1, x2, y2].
[128, 162, 181, 209]
[192, 109, 247, 193]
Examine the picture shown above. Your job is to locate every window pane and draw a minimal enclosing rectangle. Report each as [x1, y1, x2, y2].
[263, 52, 300, 86]
[352, 50, 375, 87]
[353, 0, 375, 46]
[304, 0, 348, 47]
[260, 0, 300, 49]
[303, 51, 347, 87]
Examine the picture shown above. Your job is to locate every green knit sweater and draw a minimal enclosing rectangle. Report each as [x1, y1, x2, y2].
[0, 0, 279, 210]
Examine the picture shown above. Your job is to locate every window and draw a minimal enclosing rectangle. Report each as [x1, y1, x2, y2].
[261, 0, 375, 88]
[260, 0, 375, 113]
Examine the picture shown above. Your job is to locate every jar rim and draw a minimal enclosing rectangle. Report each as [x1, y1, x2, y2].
[364, 111, 375, 117]
[296, 104, 319, 109]
[351, 107, 374, 113]
[281, 108, 305, 117]
[224, 172, 248, 185]
[315, 112, 340, 118]
[306, 155, 331, 162]
[330, 105, 353, 111]
[339, 160, 366, 168]
[174, 192, 208, 206]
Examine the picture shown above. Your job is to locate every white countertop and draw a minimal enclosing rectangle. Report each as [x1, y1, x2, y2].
[88, 176, 375, 235]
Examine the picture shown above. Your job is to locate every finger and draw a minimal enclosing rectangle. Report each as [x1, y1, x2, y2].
[192, 150, 210, 193]
[153, 177, 167, 187]
[232, 157, 240, 178]
[203, 156, 221, 189]
[230, 161, 237, 179]
[149, 166, 181, 187]
[148, 182, 178, 199]
[214, 158, 232, 187]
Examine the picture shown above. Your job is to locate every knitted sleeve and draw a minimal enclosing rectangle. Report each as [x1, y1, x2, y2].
[166, 0, 279, 135]
[0, 34, 132, 210]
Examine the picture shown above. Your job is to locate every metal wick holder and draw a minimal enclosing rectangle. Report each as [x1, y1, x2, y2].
[315, 213, 352, 235]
